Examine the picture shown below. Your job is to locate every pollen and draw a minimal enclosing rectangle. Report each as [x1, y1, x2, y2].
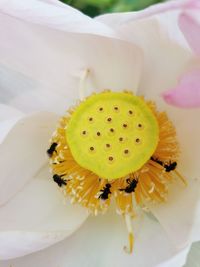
[48, 90, 186, 253]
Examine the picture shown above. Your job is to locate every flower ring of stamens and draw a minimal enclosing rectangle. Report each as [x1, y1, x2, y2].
[48, 90, 186, 253]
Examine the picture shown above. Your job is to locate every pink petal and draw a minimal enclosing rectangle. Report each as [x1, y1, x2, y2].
[179, 13, 200, 55]
[162, 69, 200, 108]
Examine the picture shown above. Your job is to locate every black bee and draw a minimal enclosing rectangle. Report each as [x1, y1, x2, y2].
[98, 183, 111, 200]
[164, 161, 177, 172]
[53, 174, 67, 187]
[47, 142, 58, 157]
[119, 178, 138, 193]
[151, 157, 177, 172]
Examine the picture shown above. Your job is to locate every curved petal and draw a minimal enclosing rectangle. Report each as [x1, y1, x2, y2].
[179, 12, 200, 55]
[163, 11, 200, 108]
[0, 64, 77, 115]
[149, 179, 200, 249]
[162, 68, 200, 108]
[0, 104, 24, 143]
[157, 246, 190, 267]
[0, 0, 116, 37]
[95, 0, 197, 28]
[0, 104, 23, 121]
[0, 164, 88, 259]
[106, 17, 192, 101]
[0, 112, 58, 205]
[0, 210, 190, 266]
[96, 4, 199, 104]
[0, 13, 142, 113]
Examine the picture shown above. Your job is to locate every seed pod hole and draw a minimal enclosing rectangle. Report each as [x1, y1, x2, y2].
[81, 130, 87, 137]
[137, 123, 143, 129]
[108, 156, 114, 162]
[114, 106, 119, 112]
[123, 149, 131, 157]
[135, 138, 141, 144]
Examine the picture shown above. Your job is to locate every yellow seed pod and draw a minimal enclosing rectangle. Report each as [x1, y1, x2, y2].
[66, 92, 159, 180]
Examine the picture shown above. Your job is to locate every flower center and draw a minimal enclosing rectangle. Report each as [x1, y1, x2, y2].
[66, 92, 159, 180]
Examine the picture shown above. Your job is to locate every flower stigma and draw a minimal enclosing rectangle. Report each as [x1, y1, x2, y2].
[47, 90, 186, 253]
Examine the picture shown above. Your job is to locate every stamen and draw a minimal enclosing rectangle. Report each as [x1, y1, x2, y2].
[174, 170, 187, 186]
[148, 182, 155, 194]
[124, 214, 134, 254]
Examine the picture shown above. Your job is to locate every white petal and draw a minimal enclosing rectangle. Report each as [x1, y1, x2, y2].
[147, 99, 200, 250]
[97, 16, 192, 102]
[0, 14, 142, 113]
[0, 209, 190, 267]
[97, 8, 194, 102]
[0, 0, 115, 37]
[149, 179, 200, 248]
[0, 64, 76, 115]
[0, 112, 58, 205]
[0, 104, 23, 121]
[157, 246, 190, 267]
[0, 165, 88, 259]
[0, 104, 24, 143]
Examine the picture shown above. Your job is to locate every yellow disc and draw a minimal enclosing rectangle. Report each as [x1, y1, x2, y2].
[66, 92, 159, 180]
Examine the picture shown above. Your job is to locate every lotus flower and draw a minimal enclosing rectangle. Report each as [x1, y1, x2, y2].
[0, 1, 200, 267]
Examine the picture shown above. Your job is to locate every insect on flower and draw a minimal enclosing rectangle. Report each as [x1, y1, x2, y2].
[98, 183, 112, 200]
[119, 178, 138, 193]
[47, 142, 58, 157]
[151, 157, 178, 173]
[53, 174, 67, 187]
